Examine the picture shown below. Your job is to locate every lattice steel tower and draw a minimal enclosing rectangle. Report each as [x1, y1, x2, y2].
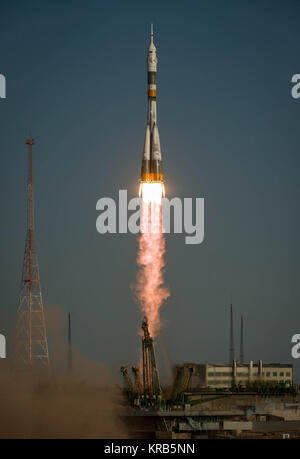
[14, 139, 50, 370]
[142, 316, 161, 405]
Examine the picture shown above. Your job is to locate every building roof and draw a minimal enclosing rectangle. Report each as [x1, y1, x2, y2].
[183, 362, 293, 368]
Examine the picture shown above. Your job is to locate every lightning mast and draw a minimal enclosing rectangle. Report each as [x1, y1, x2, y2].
[240, 314, 244, 364]
[229, 304, 234, 364]
[68, 312, 72, 373]
[14, 139, 50, 370]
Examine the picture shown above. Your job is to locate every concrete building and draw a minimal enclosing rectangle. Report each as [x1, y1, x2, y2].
[184, 361, 293, 390]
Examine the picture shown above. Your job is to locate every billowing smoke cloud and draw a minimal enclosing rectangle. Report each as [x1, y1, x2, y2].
[0, 306, 128, 439]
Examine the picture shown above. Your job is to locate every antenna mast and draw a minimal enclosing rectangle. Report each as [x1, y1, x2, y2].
[14, 139, 50, 370]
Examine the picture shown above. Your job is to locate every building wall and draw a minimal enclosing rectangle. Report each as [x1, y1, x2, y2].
[184, 362, 293, 389]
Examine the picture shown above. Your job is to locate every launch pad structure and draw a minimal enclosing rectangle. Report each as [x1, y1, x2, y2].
[120, 319, 298, 439]
[121, 316, 162, 409]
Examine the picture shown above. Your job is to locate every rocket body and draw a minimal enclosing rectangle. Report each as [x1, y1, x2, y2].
[140, 25, 164, 191]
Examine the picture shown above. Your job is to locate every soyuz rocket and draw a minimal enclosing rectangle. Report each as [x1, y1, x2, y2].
[140, 24, 165, 196]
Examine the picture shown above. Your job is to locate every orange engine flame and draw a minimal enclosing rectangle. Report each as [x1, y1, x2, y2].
[135, 182, 170, 337]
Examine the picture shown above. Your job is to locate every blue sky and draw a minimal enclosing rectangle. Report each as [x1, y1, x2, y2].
[0, 0, 299, 381]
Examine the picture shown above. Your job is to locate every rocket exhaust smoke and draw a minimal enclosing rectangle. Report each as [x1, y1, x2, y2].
[135, 26, 170, 337]
[0, 307, 127, 439]
[136, 188, 169, 337]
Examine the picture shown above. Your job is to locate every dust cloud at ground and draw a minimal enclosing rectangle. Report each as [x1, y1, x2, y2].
[0, 306, 128, 438]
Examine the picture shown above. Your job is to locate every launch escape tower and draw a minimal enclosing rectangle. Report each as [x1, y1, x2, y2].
[14, 139, 50, 370]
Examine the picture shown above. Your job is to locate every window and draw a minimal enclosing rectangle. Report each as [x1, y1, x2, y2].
[286, 372, 290, 377]
[208, 372, 214, 377]
[266, 372, 270, 377]
[280, 372, 284, 377]
[273, 372, 277, 377]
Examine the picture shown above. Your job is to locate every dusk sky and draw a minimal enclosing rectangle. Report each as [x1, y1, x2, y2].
[0, 0, 299, 381]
